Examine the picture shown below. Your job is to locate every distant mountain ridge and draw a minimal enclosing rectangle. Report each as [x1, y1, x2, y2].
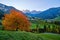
[0, 3, 60, 20]
[0, 3, 18, 14]
[0, 3, 21, 19]
[24, 7, 60, 19]
[36, 7, 60, 19]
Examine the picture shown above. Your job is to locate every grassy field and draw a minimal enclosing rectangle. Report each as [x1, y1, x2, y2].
[0, 30, 60, 40]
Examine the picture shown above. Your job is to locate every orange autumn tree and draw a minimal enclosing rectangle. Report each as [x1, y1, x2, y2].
[2, 9, 30, 31]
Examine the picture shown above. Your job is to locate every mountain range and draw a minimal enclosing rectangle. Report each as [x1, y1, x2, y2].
[0, 3, 60, 20]
[24, 7, 60, 19]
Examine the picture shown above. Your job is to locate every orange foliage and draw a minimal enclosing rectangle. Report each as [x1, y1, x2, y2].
[2, 9, 30, 31]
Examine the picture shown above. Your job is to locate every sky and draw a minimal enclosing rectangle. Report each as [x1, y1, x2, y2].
[0, 0, 60, 11]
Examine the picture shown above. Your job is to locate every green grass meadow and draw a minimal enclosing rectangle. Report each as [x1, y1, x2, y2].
[0, 30, 60, 40]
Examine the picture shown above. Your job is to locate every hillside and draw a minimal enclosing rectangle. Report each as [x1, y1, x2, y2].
[54, 16, 60, 21]
[0, 30, 60, 40]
